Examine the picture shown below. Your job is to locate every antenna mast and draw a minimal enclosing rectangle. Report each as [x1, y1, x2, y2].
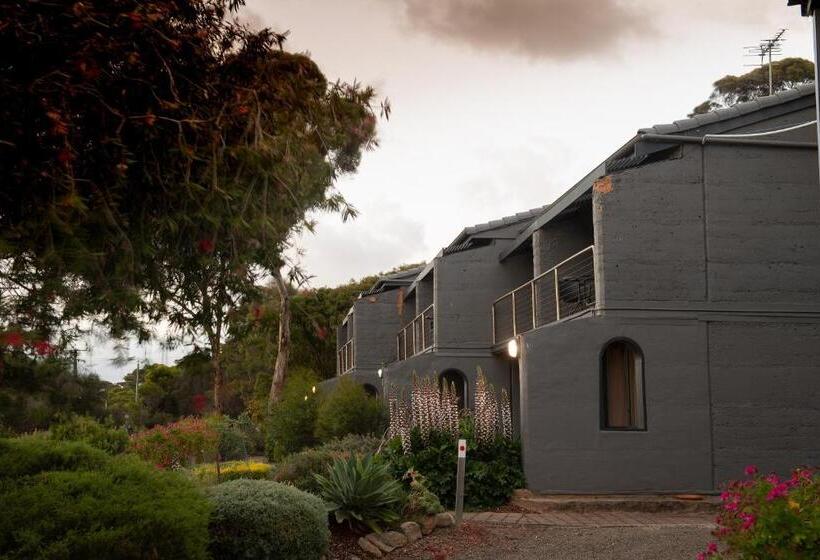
[745, 29, 787, 96]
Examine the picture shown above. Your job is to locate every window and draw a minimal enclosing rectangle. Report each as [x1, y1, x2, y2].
[439, 369, 468, 409]
[601, 340, 645, 430]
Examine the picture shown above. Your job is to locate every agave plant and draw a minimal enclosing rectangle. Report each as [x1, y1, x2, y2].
[314, 454, 406, 532]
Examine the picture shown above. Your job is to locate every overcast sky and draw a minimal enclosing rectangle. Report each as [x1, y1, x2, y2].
[91, 0, 815, 381]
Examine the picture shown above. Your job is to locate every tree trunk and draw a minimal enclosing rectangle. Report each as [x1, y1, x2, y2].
[268, 267, 291, 412]
[212, 345, 223, 413]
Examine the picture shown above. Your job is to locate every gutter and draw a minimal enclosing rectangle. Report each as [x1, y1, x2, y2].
[640, 133, 817, 150]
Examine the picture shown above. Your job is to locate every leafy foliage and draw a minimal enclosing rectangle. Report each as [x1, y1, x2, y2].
[383, 417, 525, 509]
[690, 58, 814, 116]
[315, 454, 406, 532]
[207, 479, 329, 560]
[208, 413, 262, 460]
[0, 350, 109, 433]
[272, 434, 381, 494]
[128, 416, 219, 468]
[50, 414, 129, 454]
[0, 436, 109, 479]
[698, 466, 819, 560]
[404, 469, 445, 518]
[0, 438, 211, 560]
[265, 367, 320, 461]
[315, 377, 387, 442]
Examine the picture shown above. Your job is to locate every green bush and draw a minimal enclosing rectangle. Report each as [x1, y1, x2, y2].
[129, 416, 219, 468]
[314, 378, 386, 442]
[50, 414, 129, 454]
[315, 454, 406, 532]
[404, 469, 445, 518]
[208, 479, 329, 560]
[272, 435, 381, 494]
[208, 414, 260, 461]
[698, 466, 819, 560]
[383, 418, 525, 509]
[0, 439, 211, 559]
[0, 436, 109, 479]
[265, 368, 319, 461]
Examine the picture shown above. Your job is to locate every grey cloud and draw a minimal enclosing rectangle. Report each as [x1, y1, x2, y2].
[400, 0, 654, 60]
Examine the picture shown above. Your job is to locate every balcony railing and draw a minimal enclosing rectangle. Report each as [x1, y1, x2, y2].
[396, 304, 434, 361]
[338, 338, 355, 374]
[493, 245, 596, 344]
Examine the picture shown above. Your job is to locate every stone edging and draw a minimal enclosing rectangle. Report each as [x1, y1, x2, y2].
[356, 512, 454, 558]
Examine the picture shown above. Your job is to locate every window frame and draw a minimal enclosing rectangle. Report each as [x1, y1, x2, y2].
[598, 337, 647, 432]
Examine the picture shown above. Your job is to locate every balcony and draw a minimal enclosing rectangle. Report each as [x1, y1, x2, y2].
[396, 304, 434, 361]
[493, 245, 596, 343]
[338, 338, 355, 374]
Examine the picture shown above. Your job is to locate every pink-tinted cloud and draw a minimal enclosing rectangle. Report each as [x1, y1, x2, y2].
[400, 0, 654, 60]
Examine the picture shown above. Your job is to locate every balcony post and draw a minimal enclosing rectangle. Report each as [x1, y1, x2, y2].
[531, 280, 537, 330]
[554, 268, 560, 320]
[511, 291, 517, 336]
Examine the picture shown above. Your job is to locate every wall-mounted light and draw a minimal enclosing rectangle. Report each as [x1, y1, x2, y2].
[507, 338, 519, 359]
[377, 367, 384, 378]
[304, 395, 308, 401]
[311, 385, 316, 394]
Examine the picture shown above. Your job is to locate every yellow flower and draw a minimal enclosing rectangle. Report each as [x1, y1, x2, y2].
[788, 499, 800, 511]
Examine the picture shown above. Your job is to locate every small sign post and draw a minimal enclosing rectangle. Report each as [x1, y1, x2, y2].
[455, 438, 466, 526]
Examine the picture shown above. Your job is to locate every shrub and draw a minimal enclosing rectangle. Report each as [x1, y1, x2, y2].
[697, 466, 819, 560]
[50, 414, 129, 454]
[208, 479, 329, 560]
[315, 454, 406, 532]
[272, 435, 381, 494]
[129, 416, 219, 468]
[404, 469, 444, 518]
[314, 377, 386, 442]
[383, 417, 525, 509]
[0, 436, 109, 479]
[0, 439, 211, 559]
[265, 368, 319, 461]
[192, 460, 272, 484]
[208, 414, 260, 461]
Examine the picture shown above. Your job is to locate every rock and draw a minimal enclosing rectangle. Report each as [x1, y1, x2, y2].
[420, 516, 437, 535]
[357, 537, 383, 558]
[365, 533, 394, 554]
[400, 521, 422, 542]
[380, 530, 408, 548]
[349, 557, 361, 560]
[435, 512, 454, 528]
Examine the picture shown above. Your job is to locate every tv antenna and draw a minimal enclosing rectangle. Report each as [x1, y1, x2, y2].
[745, 29, 787, 96]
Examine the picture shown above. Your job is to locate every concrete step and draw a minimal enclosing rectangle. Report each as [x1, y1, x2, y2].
[511, 490, 719, 514]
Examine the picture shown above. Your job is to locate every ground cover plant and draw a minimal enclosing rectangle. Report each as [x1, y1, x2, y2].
[192, 460, 272, 484]
[384, 371, 524, 509]
[208, 479, 329, 560]
[0, 438, 211, 560]
[697, 465, 819, 560]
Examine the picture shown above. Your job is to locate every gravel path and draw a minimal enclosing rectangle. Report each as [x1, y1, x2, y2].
[387, 522, 712, 560]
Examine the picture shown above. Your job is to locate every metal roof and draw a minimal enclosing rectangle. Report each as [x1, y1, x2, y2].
[359, 265, 426, 297]
[788, 0, 816, 16]
[444, 203, 551, 252]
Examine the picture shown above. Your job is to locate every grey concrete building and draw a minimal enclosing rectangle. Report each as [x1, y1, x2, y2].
[326, 84, 820, 493]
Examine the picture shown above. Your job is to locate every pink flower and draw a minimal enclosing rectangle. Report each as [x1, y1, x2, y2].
[766, 483, 788, 501]
[696, 553, 707, 560]
[739, 512, 756, 531]
[765, 474, 780, 485]
[744, 465, 758, 476]
[707, 542, 719, 554]
[724, 500, 739, 512]
[720, 491, 731, 502]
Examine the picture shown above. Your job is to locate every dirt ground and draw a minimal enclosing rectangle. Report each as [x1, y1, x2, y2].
[366, 522, 712, 560]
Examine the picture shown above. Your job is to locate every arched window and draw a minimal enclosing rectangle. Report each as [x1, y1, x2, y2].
[362, 383, 379, 398]
[439, 369, 468, 409]
[601, 340, 645, 430]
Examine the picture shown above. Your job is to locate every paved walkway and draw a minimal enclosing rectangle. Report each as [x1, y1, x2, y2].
[461, 511, 714, 528]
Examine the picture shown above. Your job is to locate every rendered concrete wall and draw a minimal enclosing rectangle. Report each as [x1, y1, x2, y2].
[353, 288, 404, 371]
[518, 315, 713, 493]
[532, 203, 594, 276]
[435, 240, 532, 350]
[417, 272, 434, 314]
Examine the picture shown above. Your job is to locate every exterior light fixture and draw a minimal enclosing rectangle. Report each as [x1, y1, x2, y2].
[304, 395, 308, 401]
[507, 338, 519, 359]
[377, 368, 383, 378]
[311, 385, 316, 394]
